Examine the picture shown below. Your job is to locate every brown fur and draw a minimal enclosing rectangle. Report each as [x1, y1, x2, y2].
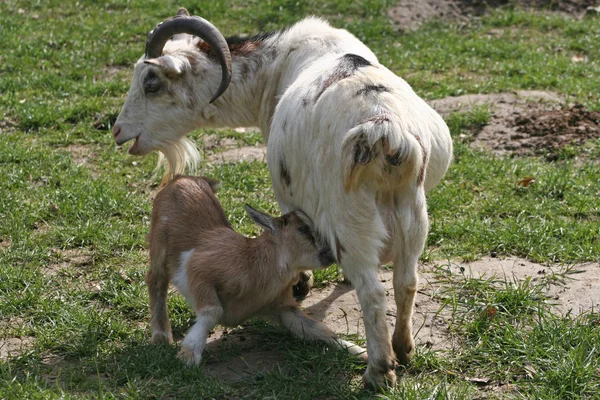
[146, 175, 364, 364]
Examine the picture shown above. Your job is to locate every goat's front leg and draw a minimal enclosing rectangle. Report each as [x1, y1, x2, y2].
[269, 304, 367, 361]
[391, 188, 428, 365]
[178, 288, 223, 366]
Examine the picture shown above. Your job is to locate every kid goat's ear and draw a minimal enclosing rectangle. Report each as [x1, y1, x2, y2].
[245, 204, 277, 232]
[294, 210, 314, 230]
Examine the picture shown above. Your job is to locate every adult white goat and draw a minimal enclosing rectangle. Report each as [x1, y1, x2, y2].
[113, 8, 453, 388]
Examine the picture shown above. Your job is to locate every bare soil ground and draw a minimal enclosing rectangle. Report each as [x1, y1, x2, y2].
[430, 90, 600, 158]
[388, 0, 600, 31]
[200, 257, 599, 382]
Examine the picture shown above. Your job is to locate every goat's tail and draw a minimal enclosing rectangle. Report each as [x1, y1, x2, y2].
[341, 114, 424, 192]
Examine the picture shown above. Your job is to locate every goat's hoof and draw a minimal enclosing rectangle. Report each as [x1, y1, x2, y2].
[177, 345, 202, 367]
[293, 271, 314, 299]
[363, 366, 396, 391]
[151, 331, 173, 345]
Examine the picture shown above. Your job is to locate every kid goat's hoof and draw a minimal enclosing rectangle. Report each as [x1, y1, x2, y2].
[292, 271, 314, 299]
[151, 331, 173, 345]
[177, 345, 202, 367]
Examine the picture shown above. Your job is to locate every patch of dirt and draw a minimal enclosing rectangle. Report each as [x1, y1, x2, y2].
[511, 105, 600, 159]
[0, 117, 18, 134]
[441, 257, 600, 315]
[201, 326, 288, 381]
[43, 248, 93, 277]
[389, 0, 600, 31]
[0, 237, 12, 251]
[66, 144, 93, 166]
[300, 268, 456, 351]
[94, 65, 130, 84]
[198, 257, 599, 376]
[201, 134, 238, 152]
[202, 129, 267, 164]
[429, 90, 600, 158]
[208, 146, 266, 164]
[0, 337, 35, 361]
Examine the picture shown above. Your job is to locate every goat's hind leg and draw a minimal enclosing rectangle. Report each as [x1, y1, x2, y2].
[146, 266, 173, 344]
[391, 188, 428, 365]
[271, 305, 367, 361]
[343, 260, 397, 389]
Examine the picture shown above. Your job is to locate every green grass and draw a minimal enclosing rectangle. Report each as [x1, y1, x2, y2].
[1, 0, 599, 398]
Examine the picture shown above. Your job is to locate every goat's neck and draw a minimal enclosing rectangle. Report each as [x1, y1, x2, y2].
[197, 44, 285, 138]
[245, 234, 294, 283]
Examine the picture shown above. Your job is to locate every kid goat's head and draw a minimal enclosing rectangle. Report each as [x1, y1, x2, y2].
[244, 205, 336, 270]
[112, 8, 232, 156]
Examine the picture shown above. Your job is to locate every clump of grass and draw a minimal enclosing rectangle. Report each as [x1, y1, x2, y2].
[446, 105, 492, 138]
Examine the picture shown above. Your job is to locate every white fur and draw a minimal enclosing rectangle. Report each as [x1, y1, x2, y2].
[172, 249, 194, 304]
[116, 16, 453, 388]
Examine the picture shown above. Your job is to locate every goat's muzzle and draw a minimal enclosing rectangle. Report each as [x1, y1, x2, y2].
[112, 124, 121, 140]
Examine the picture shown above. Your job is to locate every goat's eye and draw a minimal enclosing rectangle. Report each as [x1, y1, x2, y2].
[143, 70, 162, 95]
[144, 79, 162, 95]
[298, 225, 315, 244]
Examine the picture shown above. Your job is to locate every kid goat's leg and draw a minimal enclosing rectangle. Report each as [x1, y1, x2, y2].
[146, 243, 172, 344]
[391, 187, 428, 365]
[178, 287, 223, 367]
[271, 305, 367, 361]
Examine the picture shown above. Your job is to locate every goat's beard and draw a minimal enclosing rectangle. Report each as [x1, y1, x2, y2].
[153, 137, 200, 186]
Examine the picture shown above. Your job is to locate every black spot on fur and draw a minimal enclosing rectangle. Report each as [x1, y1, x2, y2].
[386, 151, 403, 166]
[354, 137, 373, 165]
[280, 159, 291, 187]
[315, 53, 373, 101]
[341, 53, 372, 69]
[356, 84, 390, 96]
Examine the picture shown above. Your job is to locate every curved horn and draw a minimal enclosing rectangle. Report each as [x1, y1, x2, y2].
[145, 15, 232, 103]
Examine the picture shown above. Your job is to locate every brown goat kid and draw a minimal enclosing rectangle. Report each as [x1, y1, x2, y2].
[146, 175, 366, 366]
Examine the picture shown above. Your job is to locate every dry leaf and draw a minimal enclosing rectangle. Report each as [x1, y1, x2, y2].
[516, 176, 536, 187]
[484, 305, 497, 318]
[466, 376, 491, 386]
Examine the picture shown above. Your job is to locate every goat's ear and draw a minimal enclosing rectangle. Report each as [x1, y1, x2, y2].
[204, 177, 221, 193]
[176, 7, 190, 16]
[294, 210, 315, 230]
[245, 204, 277, 232]
[144, 56, 186, 77]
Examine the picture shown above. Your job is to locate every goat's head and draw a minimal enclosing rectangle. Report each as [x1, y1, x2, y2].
[244, 205, 335, 270]
[113, 8, 232, 156]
